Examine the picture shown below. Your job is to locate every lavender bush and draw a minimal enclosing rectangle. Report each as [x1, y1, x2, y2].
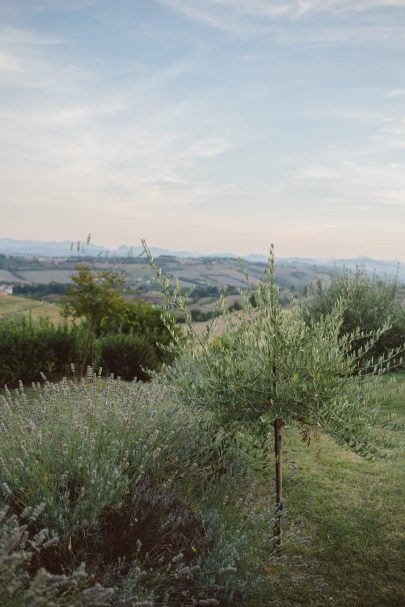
[0, 506, 114, 607]
[0, 371, 287, 605]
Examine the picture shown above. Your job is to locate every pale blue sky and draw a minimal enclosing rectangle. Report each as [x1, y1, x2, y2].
[1, 0, 405, 259]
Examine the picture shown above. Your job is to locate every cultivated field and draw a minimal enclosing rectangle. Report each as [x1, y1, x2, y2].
[0, 294, 65, 324]
[0, 254, 332, 292]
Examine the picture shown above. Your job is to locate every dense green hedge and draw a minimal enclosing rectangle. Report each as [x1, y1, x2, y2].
[0, 299, 181, 386]
[13, 281, 69, 299]
[94, 300, 181, 379]
[0, 317, 84, 386]
[95, 332, 160, 381]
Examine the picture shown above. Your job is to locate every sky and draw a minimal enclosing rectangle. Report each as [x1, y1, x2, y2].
[0, 0, 405, 260]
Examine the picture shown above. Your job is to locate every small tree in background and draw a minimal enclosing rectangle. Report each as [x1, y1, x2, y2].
[62, 235, 182, 380]
[144, 243, 403, 544]
[62, 265, 127, 377]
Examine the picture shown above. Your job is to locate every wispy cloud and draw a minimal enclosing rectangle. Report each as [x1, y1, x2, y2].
[188, 136, 231, 158]
[0, 49, 24, 75]
[0, 20, 242, 231]
[161, 0, 405, 46]
[375, 115, 405, 148]
[295, 165, 337, 180]
[0, 25, 86, 89]
[293, 157, 405, 209]
[291, 0, 405, 15]
[163, 0, 405, 22]
[0, 25, 65, 45]
[388, 88, 405, 97]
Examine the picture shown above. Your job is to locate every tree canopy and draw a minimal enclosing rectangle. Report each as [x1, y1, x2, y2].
[304, 267, 405, 362]
[62, 265, 127, 334]
[147, 246, 401, 459]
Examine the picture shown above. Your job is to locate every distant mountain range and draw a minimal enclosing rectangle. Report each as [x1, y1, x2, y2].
[1, 238, 404, 283]
[0, 237, 267, 259]
[0, 238, 204, 259]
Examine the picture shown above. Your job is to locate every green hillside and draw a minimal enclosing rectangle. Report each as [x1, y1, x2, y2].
[0, 294, 65, 324]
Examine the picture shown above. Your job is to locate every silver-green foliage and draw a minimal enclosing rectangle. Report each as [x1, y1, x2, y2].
[145, 244, 402, 459]
[0, 372, 231, 536]
[304, 266, 405, 359]
[0, 372, 284, 604]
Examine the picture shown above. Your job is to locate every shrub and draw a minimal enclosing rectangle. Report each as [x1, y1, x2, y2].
[0, 317, 84, 387]
[190, 309, 216, 322]
[0, 373, 276, 604]
[0, 506, 114, 607]
[94, 300, 183, 381]
[102, 300, 182, 364]
[95, 332, 160, 380]
[304, 267, 405, 362]
[13, 282, 70, 300]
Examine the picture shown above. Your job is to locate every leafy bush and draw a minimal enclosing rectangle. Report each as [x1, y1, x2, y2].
[95, 299, 183, 380]
[0, 317, 84, 387]
[189, 309, 217, 322]
[108, 300, 182, 364]
[0, 287, 180, 387]
[304, 267, 405, 362]
[95, 332, 159, 380]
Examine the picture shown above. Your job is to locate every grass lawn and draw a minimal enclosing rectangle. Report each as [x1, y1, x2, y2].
[256, 372, 405, 606]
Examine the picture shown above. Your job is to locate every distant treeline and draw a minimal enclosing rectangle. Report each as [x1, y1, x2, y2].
[0, 253, 45, 271]
[188, 284, 239, 302]
[13, 282, 70, 299]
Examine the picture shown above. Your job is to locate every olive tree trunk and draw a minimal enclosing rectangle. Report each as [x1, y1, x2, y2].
[273, 417, 283, 546]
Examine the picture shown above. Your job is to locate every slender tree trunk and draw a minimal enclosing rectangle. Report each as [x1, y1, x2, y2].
[274, 417, 283, 546]
[79, 321, 95, 379]
[272, 361, 283, 545]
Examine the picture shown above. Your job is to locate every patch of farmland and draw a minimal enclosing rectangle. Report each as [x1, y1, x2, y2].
[0, 294, 65, 323]
[205, 271, 252, 287]
[0, 269, 24, 283]
[167, 262, 257, 288]
[17, 270, 74, 284]
[189, 294, 243, 312]
[192, 296, 218, 306]
[122, 264, 154, 282]
[275, 264, 330, 288]
[0, 294, 29, 315]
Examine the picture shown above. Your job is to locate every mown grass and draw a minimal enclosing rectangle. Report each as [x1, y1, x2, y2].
[256, 372, 405, 607]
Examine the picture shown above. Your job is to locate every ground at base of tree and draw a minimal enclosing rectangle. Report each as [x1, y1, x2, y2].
[249, 372, 405, 607]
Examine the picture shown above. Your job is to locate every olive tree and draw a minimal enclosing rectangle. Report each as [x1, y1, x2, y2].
[144, 243, 403, 543]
